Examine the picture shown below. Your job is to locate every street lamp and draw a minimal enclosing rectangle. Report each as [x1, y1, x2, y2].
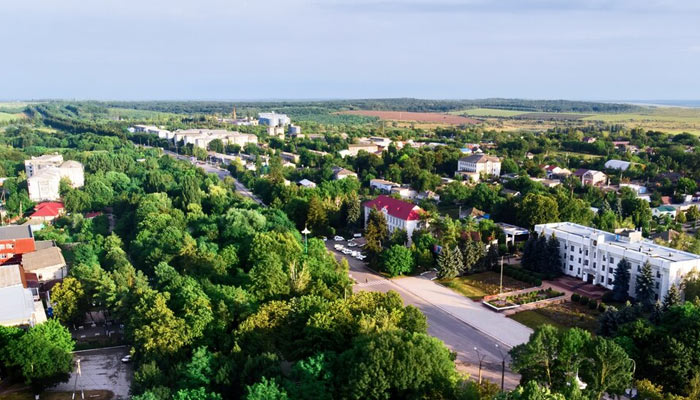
[474, 347, 487, 384]
[495, 344, 507, 391]
[301, 226, 311, 255]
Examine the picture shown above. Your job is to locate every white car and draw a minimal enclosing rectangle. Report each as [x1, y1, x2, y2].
[356, 255, 366, 261]
[353, 233, 362, 238]
[121, 355, 132, 363]
[334, 236, 345, 241]
[321, 236, 327, 242]
[334, 244, 344, 250]
[347, 242, 357, 247]
[342, 249, 353, 255]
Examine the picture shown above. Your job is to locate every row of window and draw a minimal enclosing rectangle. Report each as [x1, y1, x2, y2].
[0, 243, 15, 250]
[0, 253, 15, 259]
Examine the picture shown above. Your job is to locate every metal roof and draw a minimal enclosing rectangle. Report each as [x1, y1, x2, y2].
[0, 225, 33, 240]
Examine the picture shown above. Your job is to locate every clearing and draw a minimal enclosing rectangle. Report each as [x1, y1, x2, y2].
[439, 271, 534, 300]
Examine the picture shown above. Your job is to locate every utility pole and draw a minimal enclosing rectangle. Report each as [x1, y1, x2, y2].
[499, 256, 504, 294]
[495, 344, 506, 391]
[473, 347, 486, 384]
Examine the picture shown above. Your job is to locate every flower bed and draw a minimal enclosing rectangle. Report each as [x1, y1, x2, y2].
[483, 298, 520, 311]
[507, 288, 564, 305]
[483, 287, 565, 312]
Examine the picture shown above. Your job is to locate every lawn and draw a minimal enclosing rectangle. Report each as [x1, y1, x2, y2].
[440, 271, 534, 300]
[508, 301, 601, 332]
[0, 390, 113, 400]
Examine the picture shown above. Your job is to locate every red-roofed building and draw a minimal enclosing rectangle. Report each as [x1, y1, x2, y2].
[363, 195, 426, 244]
[30, 202, 65, 222]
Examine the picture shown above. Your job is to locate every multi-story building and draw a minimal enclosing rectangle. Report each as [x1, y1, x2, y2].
[131, 125, 173, 139]
[339, 143, 380, 158]
[25, 155, 85, 202]
[0, 226, 36, 265]
[258, 112, 290, 127]
[172, 129, 258, 149]
[363, 195, 425, 244]
[457, 154, 501, 177]
[535, 222, 700, 300]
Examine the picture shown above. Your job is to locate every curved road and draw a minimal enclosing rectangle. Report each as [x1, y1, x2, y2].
[157, 144, 520, 388]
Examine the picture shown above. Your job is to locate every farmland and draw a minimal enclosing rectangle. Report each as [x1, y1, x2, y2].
[339, 110, 480, 125]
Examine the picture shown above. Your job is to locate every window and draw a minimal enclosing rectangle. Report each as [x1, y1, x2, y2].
[570, 245, 575, 251]
[7, 243, 13, 249]
[637, 265, 640, 272]
[578, 258, 581, 264]
[569, 265, 573, 271]
[603, 256, 607, 262]
[608, 278, 613, 285]
[570, 255, 574, 261]
[600, 276, 604, 283]
[584, 260, 589, 266]
[593, 262, 597, 269]
[577, 268, 581, 275]
[609, 267, 614, 273]
[609, 257, 614, 264]
[0, 254, 5, 259]
[656, 282, 660, 289]
[585, 250, 589, 256]
[656, 271, 661, 278]
[579, 248, 582, 254]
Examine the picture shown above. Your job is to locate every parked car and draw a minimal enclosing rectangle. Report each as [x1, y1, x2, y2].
[353, 233, 362, 238]
[334, 244, 344, 250]
[121, 354, 132, 363]
[321, 236, 327, 242]
[342, 249, 353, 255]
[334, 236, 345, 241]
[347, 242, 357, 247]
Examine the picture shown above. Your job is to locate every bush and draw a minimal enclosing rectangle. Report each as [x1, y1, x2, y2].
[588, 301, 598, 310]
[579, 296, 589, 306]
[602, 291, 614, 303]
[598, 302, 607, 312]
[572, 293, 580, 302]
[533, 278, 542, 286]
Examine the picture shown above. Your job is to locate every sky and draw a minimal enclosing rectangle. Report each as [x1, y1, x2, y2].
[1, 0, 699, 101]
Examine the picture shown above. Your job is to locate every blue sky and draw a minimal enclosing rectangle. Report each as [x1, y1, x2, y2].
[1, 0, 699, 100]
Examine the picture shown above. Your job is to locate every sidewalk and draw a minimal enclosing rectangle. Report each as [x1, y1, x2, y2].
[392, 275, 533, 348]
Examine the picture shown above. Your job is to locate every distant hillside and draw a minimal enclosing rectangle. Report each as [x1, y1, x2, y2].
[94, 98, 641, 115]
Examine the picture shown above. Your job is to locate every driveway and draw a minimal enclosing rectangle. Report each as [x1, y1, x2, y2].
[50, 346, 132, 399]
[327, 241, 523, 389]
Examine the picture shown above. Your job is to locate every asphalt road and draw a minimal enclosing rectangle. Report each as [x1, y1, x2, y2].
[50, 346, 132, 399]
[159, 148, 264, 205]
[327, 241, 520, 389]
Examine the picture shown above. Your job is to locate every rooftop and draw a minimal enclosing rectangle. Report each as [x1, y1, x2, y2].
[0, 264, 23, 288]
[459, 154, 500, 163]
[537, 222, 700, 263]
[22, 247, 66, 272]
[0, 225, 33, 240]
[363, 195, 423, 221]
[0, 285, 35, 326]
[31, 202, 65, 218]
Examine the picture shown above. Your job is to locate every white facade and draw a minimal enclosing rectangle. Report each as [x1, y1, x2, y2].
[605, 159, 631, 171]
[26, 156, 85, 202]
[258, 112, 290, 127]
[370, 179, 399, 192]
[173, 129, 257, 149]
[363, 207, 420, 242]
[132, 125, 173, 139]
[457, 154, 501, 177]
[535, 222, 700, 300]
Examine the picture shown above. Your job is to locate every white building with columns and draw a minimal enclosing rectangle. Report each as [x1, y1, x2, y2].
[535, 222, 700, 300]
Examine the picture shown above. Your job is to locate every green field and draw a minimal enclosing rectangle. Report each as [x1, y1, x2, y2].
[0, 112, 23, 122]
[451, 108, 531, 117]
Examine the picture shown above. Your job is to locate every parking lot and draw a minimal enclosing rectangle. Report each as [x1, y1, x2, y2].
[49, 346, 133, 399]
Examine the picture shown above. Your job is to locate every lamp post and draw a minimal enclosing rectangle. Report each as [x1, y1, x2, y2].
[302, 226, 311, 255]
[474, 347, 487, 384]
[495, 344, 506, 391]
[499, 256, 504, 294]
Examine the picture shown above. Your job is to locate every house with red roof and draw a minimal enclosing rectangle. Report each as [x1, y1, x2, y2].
[363, 195, 426, 244]
[30, 202, 65, 222]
